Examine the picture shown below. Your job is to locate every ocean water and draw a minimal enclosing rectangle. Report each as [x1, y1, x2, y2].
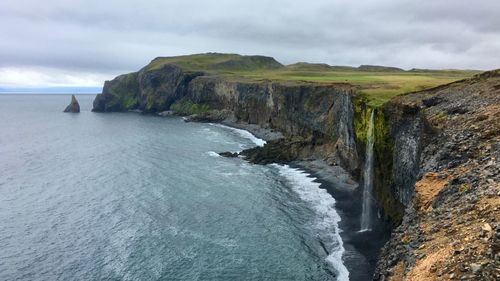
[0, 95, 348, 281]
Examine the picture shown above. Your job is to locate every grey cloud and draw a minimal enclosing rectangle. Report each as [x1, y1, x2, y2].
[0, 0, 499, 86]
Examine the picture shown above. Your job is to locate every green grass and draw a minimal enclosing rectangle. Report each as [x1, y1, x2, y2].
[145, 53, 283, 72]
[220, 70, 478, 107]
[142, 53, 480, 107]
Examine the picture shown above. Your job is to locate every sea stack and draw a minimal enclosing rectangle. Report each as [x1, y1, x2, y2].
[64, 95, 80, 113]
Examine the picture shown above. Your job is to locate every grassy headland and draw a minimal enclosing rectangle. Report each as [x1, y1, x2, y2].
[143, 53, 480, 107]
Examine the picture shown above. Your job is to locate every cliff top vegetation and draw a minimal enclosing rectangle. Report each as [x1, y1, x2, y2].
[144, 53, 480, 107]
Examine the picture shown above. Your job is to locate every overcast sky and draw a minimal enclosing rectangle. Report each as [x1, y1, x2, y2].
[1, 0, 499, 87]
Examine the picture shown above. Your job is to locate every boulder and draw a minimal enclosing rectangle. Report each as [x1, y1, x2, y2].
[64, 95, 80, 113]
[218, 151, 239, 158]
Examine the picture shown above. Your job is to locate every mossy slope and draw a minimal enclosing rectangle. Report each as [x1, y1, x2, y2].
[353, 95, 403, 223]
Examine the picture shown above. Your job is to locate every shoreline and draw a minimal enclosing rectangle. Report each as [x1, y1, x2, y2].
[218, 120, 285, 142]
[272, 164, 349, 280]
[296, 160, 392, 281]
[210, 118, 391, 280]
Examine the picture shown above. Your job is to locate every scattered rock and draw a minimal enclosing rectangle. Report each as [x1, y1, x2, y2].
[218, 151, 239, 158]
[183, 110, 231, 123]
[482, 223, 493, 233]
[469, 263, 481, 274]
[422, 96, 444, 107]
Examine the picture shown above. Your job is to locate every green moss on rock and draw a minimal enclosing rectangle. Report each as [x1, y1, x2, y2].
[372, 110, 403, 224]
[108, 72, 139, 110]
[353, 93, 371, 149]
[353, 93, 403, 224]
[170, 99, 210, 115]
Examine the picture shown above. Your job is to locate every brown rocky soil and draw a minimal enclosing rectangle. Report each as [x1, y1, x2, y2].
[415, 172, 454, 213]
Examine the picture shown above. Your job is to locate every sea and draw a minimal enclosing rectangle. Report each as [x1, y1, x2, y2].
[0, 94, 359, 281]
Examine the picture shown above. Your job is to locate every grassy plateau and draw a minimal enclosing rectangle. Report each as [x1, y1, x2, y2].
[144, 53, 480, 107]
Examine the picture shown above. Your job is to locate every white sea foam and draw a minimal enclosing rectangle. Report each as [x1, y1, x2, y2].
[211, 124, 266, 147]
[206, 151, 221, 157]
[273, 164, 349, 281]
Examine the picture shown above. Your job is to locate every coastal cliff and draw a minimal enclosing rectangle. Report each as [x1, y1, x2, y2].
[92, 54, 499, 280]
[93, 59, 361, 175]
[374, 71, 500, 280]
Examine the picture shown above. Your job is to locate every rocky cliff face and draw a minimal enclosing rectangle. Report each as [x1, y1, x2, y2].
[374, 70, 500, 281]
[92, 65, 360, 174]
[92, 65, 204, 112]
[92, 62, 499, 280]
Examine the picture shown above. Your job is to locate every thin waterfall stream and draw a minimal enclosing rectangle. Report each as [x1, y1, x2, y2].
[360, 110, 375, 232]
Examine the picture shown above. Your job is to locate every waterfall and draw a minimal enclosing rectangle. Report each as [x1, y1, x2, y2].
[360, 110, 375, 232]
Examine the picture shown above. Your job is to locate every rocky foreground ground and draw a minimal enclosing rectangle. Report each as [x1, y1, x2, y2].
[374, 70, 500, 281]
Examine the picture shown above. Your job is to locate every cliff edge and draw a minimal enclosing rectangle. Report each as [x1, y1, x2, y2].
[374, 70, 500, 281]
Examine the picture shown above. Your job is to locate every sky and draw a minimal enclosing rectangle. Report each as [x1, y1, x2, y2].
[1, 0, 499, 88]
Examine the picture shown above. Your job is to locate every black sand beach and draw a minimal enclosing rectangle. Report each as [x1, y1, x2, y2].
[215, 121, 392, 280]
[297, 160, 392, 281]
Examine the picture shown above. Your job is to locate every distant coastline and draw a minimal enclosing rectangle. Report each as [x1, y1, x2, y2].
[0, 87, 101, 94]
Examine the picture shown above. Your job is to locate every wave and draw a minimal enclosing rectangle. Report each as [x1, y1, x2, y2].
[273, 164, 349, 281]
[211, 124, 266, 147]
[206, 151, 221, 157]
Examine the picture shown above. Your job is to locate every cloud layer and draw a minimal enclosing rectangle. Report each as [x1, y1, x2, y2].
[1, 0, 499, 86]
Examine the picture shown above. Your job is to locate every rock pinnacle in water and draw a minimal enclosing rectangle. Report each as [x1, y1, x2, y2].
[64, 95, 80, 113]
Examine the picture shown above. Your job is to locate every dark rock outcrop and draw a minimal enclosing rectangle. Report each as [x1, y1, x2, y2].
[218, 151, 239, 158]
[92, 65, 205, 113]
[64, 95, 80, 113]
